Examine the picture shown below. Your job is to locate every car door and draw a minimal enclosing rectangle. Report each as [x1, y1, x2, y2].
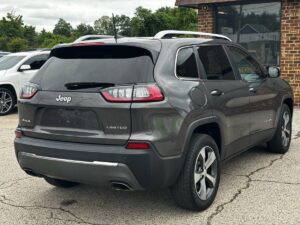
[17, 53, 49, 92]
[196, 44, 251, 158]
[226, 45, 279, 145]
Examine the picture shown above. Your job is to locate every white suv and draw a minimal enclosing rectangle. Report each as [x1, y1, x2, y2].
[0, 50, 50, 115]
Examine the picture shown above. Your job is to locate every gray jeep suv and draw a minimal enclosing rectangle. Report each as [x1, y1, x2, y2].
[14, 31, 293, 211]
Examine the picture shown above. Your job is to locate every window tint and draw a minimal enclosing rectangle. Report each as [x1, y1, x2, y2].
[176, 47, 198, 79]
[198, 45, 235, 80]
[32, 46, 155, 91]
[23, 54, 49, 70]
[228, 46, 264, 82]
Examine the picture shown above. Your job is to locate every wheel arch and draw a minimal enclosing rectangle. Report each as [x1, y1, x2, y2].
[173, 117, 224, 188]
[273, 95, 294, 130]
[283, 97, 293, 116]
[181, 117, 224, 159]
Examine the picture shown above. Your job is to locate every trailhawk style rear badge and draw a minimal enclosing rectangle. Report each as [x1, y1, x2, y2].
[56, 95, 72, 103]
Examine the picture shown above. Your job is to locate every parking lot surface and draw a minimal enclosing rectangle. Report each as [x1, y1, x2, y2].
[0, 109, 300, 225]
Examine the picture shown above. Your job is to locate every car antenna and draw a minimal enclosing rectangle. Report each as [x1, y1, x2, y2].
[112, 14, 118, 43]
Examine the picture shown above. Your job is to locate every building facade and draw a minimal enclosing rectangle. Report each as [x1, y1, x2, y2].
[176, 0, 300, 105]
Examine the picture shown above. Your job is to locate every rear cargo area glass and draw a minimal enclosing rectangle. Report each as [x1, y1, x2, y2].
[32, 46, 155, 91]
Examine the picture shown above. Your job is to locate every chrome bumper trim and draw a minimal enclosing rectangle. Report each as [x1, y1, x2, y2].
[20, 152, 119, 167]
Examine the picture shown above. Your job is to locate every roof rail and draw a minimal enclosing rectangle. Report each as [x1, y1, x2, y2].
[22, 48, 51, 52]
[154, 30, 232, 41]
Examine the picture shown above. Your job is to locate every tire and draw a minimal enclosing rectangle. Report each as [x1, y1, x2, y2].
[0, 88, 16, 116]
[171, 134, 221, 211]
[267, 104, 292, 154]
[44, 177, 79, 188]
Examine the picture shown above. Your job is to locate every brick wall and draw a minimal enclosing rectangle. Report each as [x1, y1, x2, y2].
[198, 5, 214, 33]
[281, 0, 300, 106]
[196, 1, 300, 106]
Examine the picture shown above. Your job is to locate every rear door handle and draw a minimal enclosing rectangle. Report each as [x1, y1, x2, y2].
[210, 89, 224, 96]
[249, 87, 257, 93]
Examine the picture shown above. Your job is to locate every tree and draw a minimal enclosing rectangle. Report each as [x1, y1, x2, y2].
[94, 14, 131, 36]
[0, 12, 24, 38]
[7, 37, 28, 52]
[0, 6, 199, 51]
[130, 7, 156, 36]
[0, 13, 32, 52]
[74, 23, 95, 37]
[114, 15, 131, 36]
[23, 25, 37, 48]
[0, 36, 8, 50]
[94, 16, 114, 35]
[129, 7, 197, 37]
[53, 18, 73, 37]
[41, 35, 73, 48]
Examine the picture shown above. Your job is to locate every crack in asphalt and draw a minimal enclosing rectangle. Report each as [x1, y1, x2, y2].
[0, 177, 110, 225]
[0, 195, 105, 225]
[206, 155, 284, 225]
[252, 179, 300, 186]
[49, 212, 110, 225]
[50, 216, 92, 225]
[48, 212, 95, 225]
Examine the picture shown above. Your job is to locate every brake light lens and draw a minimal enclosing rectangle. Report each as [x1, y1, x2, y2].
[73, 42, 105, 47]
[133, 85, 164, 102]
[20, 83, 39, 99]
[15, 130, 22, 138]
[101, 84, 164, 103]
[126, 142, 150, 150]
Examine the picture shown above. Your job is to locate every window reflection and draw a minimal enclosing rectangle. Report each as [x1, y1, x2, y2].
[216, 2, 281, 67]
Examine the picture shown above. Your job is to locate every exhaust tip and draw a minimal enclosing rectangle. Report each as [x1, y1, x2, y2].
[111, 182, 133, 191]
[23, 169, 42, 177]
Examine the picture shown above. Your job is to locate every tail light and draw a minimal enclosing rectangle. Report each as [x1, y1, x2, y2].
[101, 84, 164, 103]
[73, 42, 105, 47]
[15, 130, 22, 138]
[20, 83, 39, 99]
[126, 142, 150, 150]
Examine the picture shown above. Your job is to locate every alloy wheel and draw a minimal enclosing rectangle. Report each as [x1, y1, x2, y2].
[0, 91, 13, 114]
[194, 146, 218, 201]
[282, 111, 291, 147]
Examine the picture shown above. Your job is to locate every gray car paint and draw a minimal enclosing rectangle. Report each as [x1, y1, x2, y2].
[15, 37, 294, 189]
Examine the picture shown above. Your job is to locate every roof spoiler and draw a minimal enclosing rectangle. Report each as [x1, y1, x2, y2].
[50, 44, 160, 64]
[154, 30, 232, 41]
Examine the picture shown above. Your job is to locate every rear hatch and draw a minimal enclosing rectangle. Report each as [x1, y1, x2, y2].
[18, 44, 159, 145]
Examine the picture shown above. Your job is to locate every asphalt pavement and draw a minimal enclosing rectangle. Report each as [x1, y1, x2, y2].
[0, 109, 299, 225]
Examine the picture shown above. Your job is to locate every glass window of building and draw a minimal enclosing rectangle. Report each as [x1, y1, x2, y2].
[216, 2, 281, 67]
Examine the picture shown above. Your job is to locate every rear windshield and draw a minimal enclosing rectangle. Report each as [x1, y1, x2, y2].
[32, 46, 155, 91]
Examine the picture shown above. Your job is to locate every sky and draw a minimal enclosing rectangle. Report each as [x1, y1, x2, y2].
[0, 0, 176, 32]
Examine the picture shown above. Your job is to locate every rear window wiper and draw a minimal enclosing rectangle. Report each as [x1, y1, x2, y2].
[65, 82, 115, 90]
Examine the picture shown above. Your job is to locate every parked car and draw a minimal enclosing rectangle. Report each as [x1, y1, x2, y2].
[0, 51, 10, 58]
[14, 30, 293, 211]
[0, 50, 50, 115]
[73, 35, 121, 43]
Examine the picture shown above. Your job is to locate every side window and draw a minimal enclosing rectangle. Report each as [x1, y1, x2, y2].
[228, 46, 264, 82]
[198, 45, 235, 80]
[23, 54, 49, 70]
[176, 47, 199, 79]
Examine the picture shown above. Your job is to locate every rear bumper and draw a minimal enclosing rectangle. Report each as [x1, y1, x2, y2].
[15, 136, 183, 190]
[18, 152, 143, 190]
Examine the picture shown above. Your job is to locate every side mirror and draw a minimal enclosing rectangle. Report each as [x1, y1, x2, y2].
[268, 66, 280, 78]
[19, 64, 31, 71]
